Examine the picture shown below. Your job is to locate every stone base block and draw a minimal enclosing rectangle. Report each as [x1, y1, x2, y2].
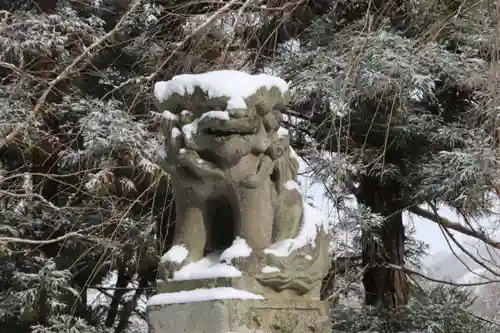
[147, 299, 330, 333]
[157, 276, 322, 301]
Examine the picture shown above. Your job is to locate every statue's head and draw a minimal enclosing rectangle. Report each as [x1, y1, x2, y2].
[154, 71, 291, 169]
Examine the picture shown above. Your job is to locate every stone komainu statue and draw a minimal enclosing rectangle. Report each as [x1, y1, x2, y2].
[154, 70, 330, 298]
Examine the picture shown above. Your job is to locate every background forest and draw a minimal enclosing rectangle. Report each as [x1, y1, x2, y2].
[0, 0, 499, 332]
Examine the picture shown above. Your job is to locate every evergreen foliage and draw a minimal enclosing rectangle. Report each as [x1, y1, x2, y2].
[0, 0, 499, 332]
[281, 3, 499, 215]
[332, 286, 491, 332]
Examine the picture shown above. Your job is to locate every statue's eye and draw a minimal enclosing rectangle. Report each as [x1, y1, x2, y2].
[179, 111, 194, 125]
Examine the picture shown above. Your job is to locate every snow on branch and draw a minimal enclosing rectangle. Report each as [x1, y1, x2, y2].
[0, 0, 141, 151]
[0, 225, 108, 246]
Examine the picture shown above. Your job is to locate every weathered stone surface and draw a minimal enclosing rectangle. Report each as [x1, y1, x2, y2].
[154, 71, 332, 298]
[157, 275, 322, 301]
[147, 299, 330, 333]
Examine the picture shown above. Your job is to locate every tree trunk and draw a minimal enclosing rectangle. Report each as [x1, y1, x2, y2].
[358, 176, 409, 309]
[114, 277, 148, 333]
[105, 267, 131, 328]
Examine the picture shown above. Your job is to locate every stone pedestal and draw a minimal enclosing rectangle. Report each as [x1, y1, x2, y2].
[156, 276, 322, 302]
[147, 299, 330, 333]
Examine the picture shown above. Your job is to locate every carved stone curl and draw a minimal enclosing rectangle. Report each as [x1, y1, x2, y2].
[154, 71, 330, 299]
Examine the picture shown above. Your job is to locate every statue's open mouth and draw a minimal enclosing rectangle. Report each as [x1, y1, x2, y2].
[203, 128, 236, 137]
[198, 117, 259, 137]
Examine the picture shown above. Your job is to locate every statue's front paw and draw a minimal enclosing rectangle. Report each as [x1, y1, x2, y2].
[167, 263, 187, 279]
[223, 249, 265, 275]
[159, 245, 190, 279]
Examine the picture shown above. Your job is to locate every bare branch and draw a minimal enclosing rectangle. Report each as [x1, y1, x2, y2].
[409, 205, 500, 249]
[0, 190, 60, 210]
[436, 216, 500, 279]
[386, 263, 500, 287]
[0, 225, 104, 246]
[0, 61, 41, 82]
[436, 212, 494, 281]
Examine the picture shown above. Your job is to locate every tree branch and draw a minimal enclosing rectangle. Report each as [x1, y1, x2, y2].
[408, 205, 500, 249]
[434, 211, 500, 279]
[385, 263, 500, 287]
[0, 225, 107, 246]
[0, 190, 60, 210]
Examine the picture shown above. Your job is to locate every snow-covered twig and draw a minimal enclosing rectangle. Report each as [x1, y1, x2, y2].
[0, 190, 60, 211]
[0, 225, 103, 245]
